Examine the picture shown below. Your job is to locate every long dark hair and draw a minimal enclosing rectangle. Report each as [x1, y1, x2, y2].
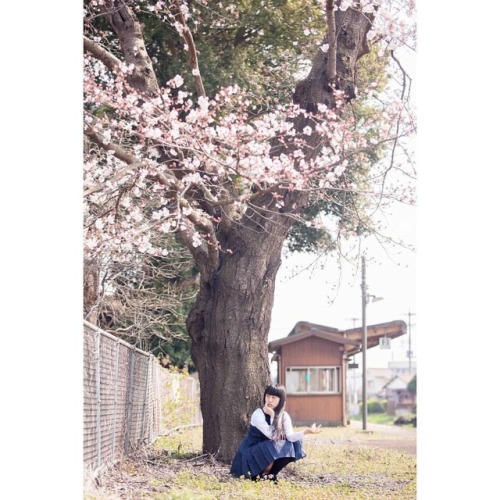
[263, 384, 287, 440]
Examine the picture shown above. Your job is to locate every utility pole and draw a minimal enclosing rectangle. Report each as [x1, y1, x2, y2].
[348, 317, 360, 329]
[360, 257, 383, 431]
[406, 309, 416, 373]
[361, 256, 367, 431]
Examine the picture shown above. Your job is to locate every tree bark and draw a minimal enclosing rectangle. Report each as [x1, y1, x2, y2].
[101, 0, 160, 96]
[187, 193, 308, 460]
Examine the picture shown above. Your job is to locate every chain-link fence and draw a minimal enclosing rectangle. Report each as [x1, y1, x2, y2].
[158, 365, 202, 435]
[83, 320, 201, 480]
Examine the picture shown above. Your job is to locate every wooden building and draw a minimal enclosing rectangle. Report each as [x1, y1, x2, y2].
[268, 320, 407, 426]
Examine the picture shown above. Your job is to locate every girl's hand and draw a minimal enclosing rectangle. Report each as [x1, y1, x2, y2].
[263, 405, 275, 419]
[304, 423, 322, 435]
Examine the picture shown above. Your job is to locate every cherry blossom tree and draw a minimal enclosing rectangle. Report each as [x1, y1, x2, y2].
[84, 0, 415, 460]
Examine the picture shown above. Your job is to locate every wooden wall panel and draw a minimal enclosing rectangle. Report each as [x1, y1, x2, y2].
[286, 395, 343, 426]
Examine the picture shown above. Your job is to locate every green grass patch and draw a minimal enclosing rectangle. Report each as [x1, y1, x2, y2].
[350, 412, 416, 426]
[141, 425, 416, 499]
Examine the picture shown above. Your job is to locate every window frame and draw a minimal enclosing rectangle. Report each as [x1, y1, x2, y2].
[285, 365, 342, 395]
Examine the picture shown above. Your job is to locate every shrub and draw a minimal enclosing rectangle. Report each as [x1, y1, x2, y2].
[365, 399, 387, 413]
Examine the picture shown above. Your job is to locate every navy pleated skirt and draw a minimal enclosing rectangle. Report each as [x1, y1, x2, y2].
[229, 425, 306, 479]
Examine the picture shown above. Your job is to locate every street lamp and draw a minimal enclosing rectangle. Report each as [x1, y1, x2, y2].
[361, 255, 383, 431]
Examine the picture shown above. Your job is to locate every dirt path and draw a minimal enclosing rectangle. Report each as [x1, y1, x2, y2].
[308, 421, 416, 456]
[347, 420, 416, 455]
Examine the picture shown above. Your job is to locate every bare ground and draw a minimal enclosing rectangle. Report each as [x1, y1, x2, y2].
[346, 420, 416, 455]
[85, 422, 416, 499]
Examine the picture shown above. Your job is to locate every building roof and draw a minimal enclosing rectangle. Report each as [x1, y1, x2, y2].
[268, 329, 360, 351]
[268, 320, 407, 356]
[382, 373, 415, 390]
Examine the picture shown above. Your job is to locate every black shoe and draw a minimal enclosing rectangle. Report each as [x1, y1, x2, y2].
[251, 474, 265, 481]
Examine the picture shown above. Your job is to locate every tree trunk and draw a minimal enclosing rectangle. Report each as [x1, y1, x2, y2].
[187, 195, 308, 461]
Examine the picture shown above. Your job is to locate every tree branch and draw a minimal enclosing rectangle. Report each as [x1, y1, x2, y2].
[326, 0, 337, 83]
[172, 0, 206, 98]
[390, 50, 412, 102]
[83, 125, 178, 196]
[100, 0, 160, 96]
[84, 35, 122, 74]
[175, 213, 218, 281]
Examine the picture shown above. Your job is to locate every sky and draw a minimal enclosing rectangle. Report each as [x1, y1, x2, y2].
[269, 201, 417, 369]
[3, 1, 500, 497]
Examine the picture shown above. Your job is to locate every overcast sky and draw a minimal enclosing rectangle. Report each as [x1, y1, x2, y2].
[269, 201, 417, 369]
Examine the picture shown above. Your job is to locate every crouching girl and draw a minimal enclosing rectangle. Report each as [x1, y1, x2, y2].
[229, 384, 322, 483]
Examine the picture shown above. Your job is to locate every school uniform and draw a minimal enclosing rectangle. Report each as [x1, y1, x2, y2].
[229, 408, 306, 479]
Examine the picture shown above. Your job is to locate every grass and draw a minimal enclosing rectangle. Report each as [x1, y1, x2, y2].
[350, 412, 417, 426]
[87, 425, 416, 499]
[350, 413, 397, 425]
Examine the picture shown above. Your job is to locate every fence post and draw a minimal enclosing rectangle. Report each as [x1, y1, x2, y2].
[112, 337, 120, 461]
[124, 347, 136, 454]
[95, 329, 101, 469]
[155, 363, 161, 437]
[140, 357, 151, 442]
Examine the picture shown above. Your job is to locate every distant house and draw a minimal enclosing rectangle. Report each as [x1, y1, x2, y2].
[378, 373, 416, 415]
[268, 320, 407, 426]
[366, 368, 393, 399]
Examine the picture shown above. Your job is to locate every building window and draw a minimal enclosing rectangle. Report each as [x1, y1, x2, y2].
[286, 366, 341, 394]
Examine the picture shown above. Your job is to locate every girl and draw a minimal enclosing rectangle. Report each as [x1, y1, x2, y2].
[229, 384, 322, 483]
